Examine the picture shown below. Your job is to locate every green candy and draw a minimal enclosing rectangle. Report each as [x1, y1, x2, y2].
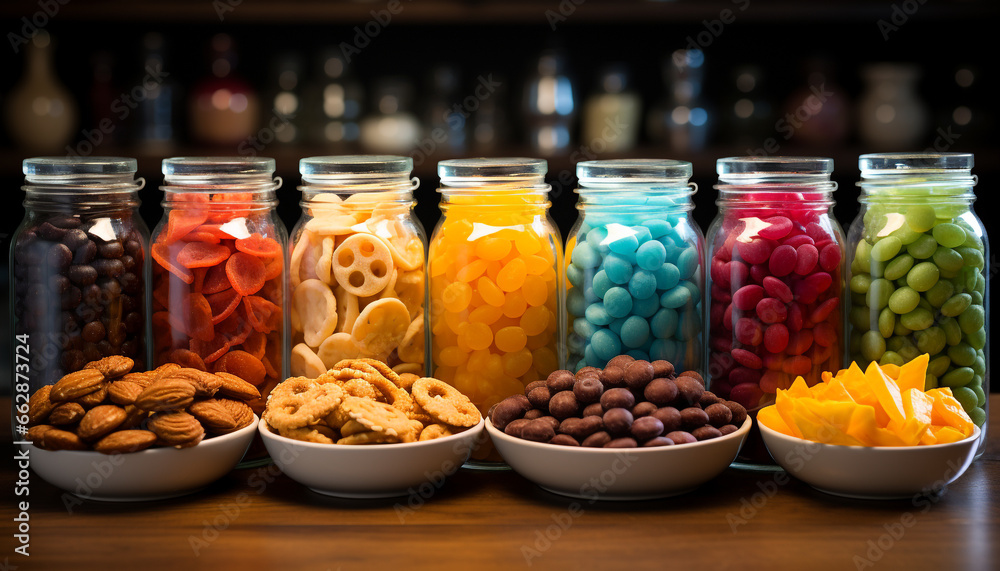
[924, 373, 939, 391]
[898, 343, 920, 361]
[953, 387, 978, 412]
[914, 326, 946, 355]
[850, 306, 872, 331]
[940, 367, 974, 388]
[972, 354, 986, 376]
[939, 317, 962, 346]
[886, 335, 905, 352]
[878, 307, 895, 338]
[956, 246, 985, 269]
[887, 286, 920, 314]
[905, 261, 940, 292]
[932, 222, 966, 248]
[866, 278, 895, 309]
[860, 330, 886, 362]
[967, 328, 986, 350]
[871, 236, 902, 261]
[879, 351, 904, 366]
[884, 254, 914, 281]
[906, 234, 938, 259]
[973, 386, 987, 407]
[958, 305, 985, 335]
[947, 343, 977, 367]
[852, 241, 873, 274]
[924, 280, 954, 308]
[891, 224, 922, 246]
[906, 205, 937, 232]
[893, 320, 913, 336]
[968, 407, 986, 427]
[849, 274, 872, 295]
[900, 307, 933, 331]
[927, 355, 951, 377]
[940, 293, 972, 317]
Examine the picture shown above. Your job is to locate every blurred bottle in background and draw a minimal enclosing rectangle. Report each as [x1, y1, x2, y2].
[581, 63, 641, 154]
[425, 64, 467, 155]
[781, 59, 849, 147]
[647, 49, 710, 153]
[189, 33, 260, 147]
[303, 49, 364, 151]
[134, 32, 179, 151]
[4, 31, 78, 153]
[88, 50, 118, 148]
[264, 52, 304, 146]
[858, 63, 928, 150]
[723, 65, 774, 148]
[359, 76, 421, 154]
[471, 71, 508, 154]
[523, 49, 576, 156]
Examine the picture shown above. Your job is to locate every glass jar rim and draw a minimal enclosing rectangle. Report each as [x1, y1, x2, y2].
[717, 156, 833, 179]
[438, 157, 547, 180]
[577, 159, 692, 185]
[859, 152, 973, 175]
[163, 156, 276, 177]
[300, 155, 413, 177]
[24, 156, 137, 176]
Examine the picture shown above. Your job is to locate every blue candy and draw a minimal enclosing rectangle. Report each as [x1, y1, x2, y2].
[660, 285, 692, 309]
[677, 246, 699, 280]
[641, 219, 672, 239]
[592, 269, 613, 299]
[572, 242, 600, 269]
[636, 240, 667, 271]
[604, 287, 633, 318]
[628, 269, 658, 299]
[566, 263, 584, 288]
[620, 315, 650, 348]
[567, 287, 586, 317]
[654, 264, 680, 290]
[590, 329, 622, 362]
[604, 253, 633, 285]
[631, 293, 660, 319]
[651, 308, 679, 339]
[585, 303, 613, 326]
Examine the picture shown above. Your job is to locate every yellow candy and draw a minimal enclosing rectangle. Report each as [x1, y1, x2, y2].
[520, 306, 550, 337]
[442, 282, 473, 312]
[477, 276, 506, 307]
[495, 326, 527, 353]
[456, 259, 488, 283]
[497, 258, 527, 292]
[475, 236, 512, 261]
[521, 275, 548, 307]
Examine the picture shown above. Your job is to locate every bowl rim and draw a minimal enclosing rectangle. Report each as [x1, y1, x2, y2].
[258, 416, 486, 451]
[24, 414, 260, 459]
[485, 415, 752, 453]
[758, 418, 982, 451]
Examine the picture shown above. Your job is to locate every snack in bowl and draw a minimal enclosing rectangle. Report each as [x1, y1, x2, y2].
[263, 358, 481, 445]
[25, 356, 259, 453]
[489, 356, 745, 448]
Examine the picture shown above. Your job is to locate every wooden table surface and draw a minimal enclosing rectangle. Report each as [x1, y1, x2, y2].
[2, 396, 997, 571]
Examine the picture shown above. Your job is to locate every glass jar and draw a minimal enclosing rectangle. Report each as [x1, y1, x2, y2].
[150, 157, 286, 466]
[566, 159, 704, 372]
[10, 157, 148, 409]
[289, 156, 426, 378]
[847, 153, 988, 456]
[706, 157, 845, 468]
[429, 158, 562, 466]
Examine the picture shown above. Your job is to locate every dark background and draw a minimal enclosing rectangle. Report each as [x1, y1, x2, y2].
[0, 0, 996, 391]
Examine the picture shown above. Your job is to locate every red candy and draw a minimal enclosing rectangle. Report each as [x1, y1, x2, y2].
[758, 216, 792, 240]
[733, 284, 764, 311]
[763, 323, 789, 353]
[736, 238, 772, 265]
[734, 318, 763, 346]
[768, 245, 797, 277]
[762, 276, 793, 303]
[819, 243, 842, 272]
[756, 298, 787, 324]
[794, 244, 819, 275]
[731, 348, 763, 369]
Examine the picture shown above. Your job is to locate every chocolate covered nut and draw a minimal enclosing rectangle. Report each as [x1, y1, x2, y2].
[644, 378, 679, 405]
[603, 407, 634, 436]
[97, 240, 124, 258]
[723, 400, 748, 426]
[624, 360, 655, 391]
[665, 430, 697, 444]
[677, 370, 704, 384]
[558, 416, 604, 440]
[699, 391, 723, 408]
[536, 416, 560, 432]
[630, 415, 665, 441]
[575, 366, 601, 379]
[504, 418, 531, 438]
[550, 434, 580, 446]
[62, 229, 89, 251]
[643, 436, 675, 447]
[599, 365, 625, 389]
[692, 426, 723, 441]
[651, 359, 675, 379]
[652, 407, 682, 432]
[631, 401, 657, 417]
[719, 424, 739, 436]
[600, 387, 635, 411]
[680, 407, 710, 430]
[546, 370, 576, 393]
[524, 380, 547, 397]
[604, 437, 638, 448]
[582, 431, 611, 448]
[526, 386, 551, 410]
[705, 403, 734, 427]
[674, 377, 705, 407]
[606, 354, 635, 369]
[68, 265, 98, 286]
[73, 240, 97, 264]
[548, 390, 579, 420]
[582, 402, 604, 417]
[490, 394, 531, 430]
[521, 418, 556, 442]
[573, 376, 604, 404]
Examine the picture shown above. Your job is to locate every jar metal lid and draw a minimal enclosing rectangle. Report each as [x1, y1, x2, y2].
[577, 159, 692, 185]
[438, 157, 547, 180]
[23, 156, 137, 176]
[717, 156, 833, 179]
[859, 153, 973, 174]
[300, 155, 413, 177]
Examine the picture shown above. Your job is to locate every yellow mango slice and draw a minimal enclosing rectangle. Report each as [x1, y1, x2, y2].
[931, 426, 968, 444]
[880, 363, 901, 380]
[786, 376, 812, 398]
[864, 361, 906, 424]
[757, 405, 793, 435]
[929, 392, 975, 436]
[896, 353, 929, 393]
[901, 388, 933, 425]
[845, 405, 880, 446]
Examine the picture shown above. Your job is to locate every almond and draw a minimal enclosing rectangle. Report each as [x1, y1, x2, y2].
[84, 355, 134, 379]
[26, 424, 54, 444]
[75, 383, 109, 407]
[147, 411, 205, 448]
[188, 400, 238, 433]
[50, 369, 105, 402]
[49, 402, 86, 425]
[163, 368, 223, 398]
[120, 371, 155, 388]
[108, 380, 145, 405]
[77, 405, 128, 441]
[151, 363, 182, 381]
[217, 398, 255, 431]
[40, 428, 88, 451]
[93, 430, 158, 454]
[215, 372, 261, 401]
[27, 385, 56, 425]
[135, 379, 196, 412]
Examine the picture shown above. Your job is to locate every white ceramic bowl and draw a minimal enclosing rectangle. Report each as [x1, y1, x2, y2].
[486, 417, 751, 500]
[759, 421, 981, 500]
[259, 417, 486, 498]
[24, 416, 258, 501]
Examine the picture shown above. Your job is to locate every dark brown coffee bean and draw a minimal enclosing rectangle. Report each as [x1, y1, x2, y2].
[603, 407, 633, 435]
[82, 284, 102, 306]
[121, 294, 139, 313]
[680, 407, 710, 430]
[624, 360, 654, 391]
[550, 434, 579, 446]
[599, 365, 625, 389]
[558, 416, 603, 440]
[600, 387, 635, 411]
[73, 241, 97, 264]
[631, 415, 665, 441]
[82, 321, 106, 342]
[490, 395, 531, 430]
[548, 390, 579, 420]
[651, 359, 674, 379]
[526, 386, 551, 411]
[49, 215, 81, 229]
[604, 437, 637, 448]
[642, 436, 675, 447]
[699, 391, 723, 408]
[98, 240, 124, 258]
[524, 409, 544, 420]
[92, 258, 123, 278]
[644, 378, 679, 405]
[719, 424, 739, 436]
[524, 380, 547, 397]
[582, 431, 611, 448]
[37, 221, 68, 240]
[68, 265, 98, 286]
[61, 287, 82, 309]
[60, 349, 86, 372]
[83, 343, 102, 362]
[47, 244, 73, 270]
[124, 239, 141, 258]
[48, 274, 70, 293]
[124, 311, 143, 334]
[62, 229, 89, 251]
[546, 370, 575, 393]
[120, 254, 136, 272]
[96, 339, 115, 356]
[106, 322, 126, 347]
[705, 403, 734, 427]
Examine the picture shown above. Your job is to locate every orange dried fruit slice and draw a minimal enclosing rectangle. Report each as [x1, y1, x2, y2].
[152, 243, 193, 284]
[236, 233, 282, 259]
[177, 241, 232, 269]
[190, 335, 230, 365]
[201, 264, 232, 295]
[169, 348, 208, 371]
[226, 252, 266, 296]
[215, 350, 266, 387]
[244, 296, 281, 334]
[164, 210, 208, 244]
[242, 329, 267, 360]
[206, 289, 242, 325]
